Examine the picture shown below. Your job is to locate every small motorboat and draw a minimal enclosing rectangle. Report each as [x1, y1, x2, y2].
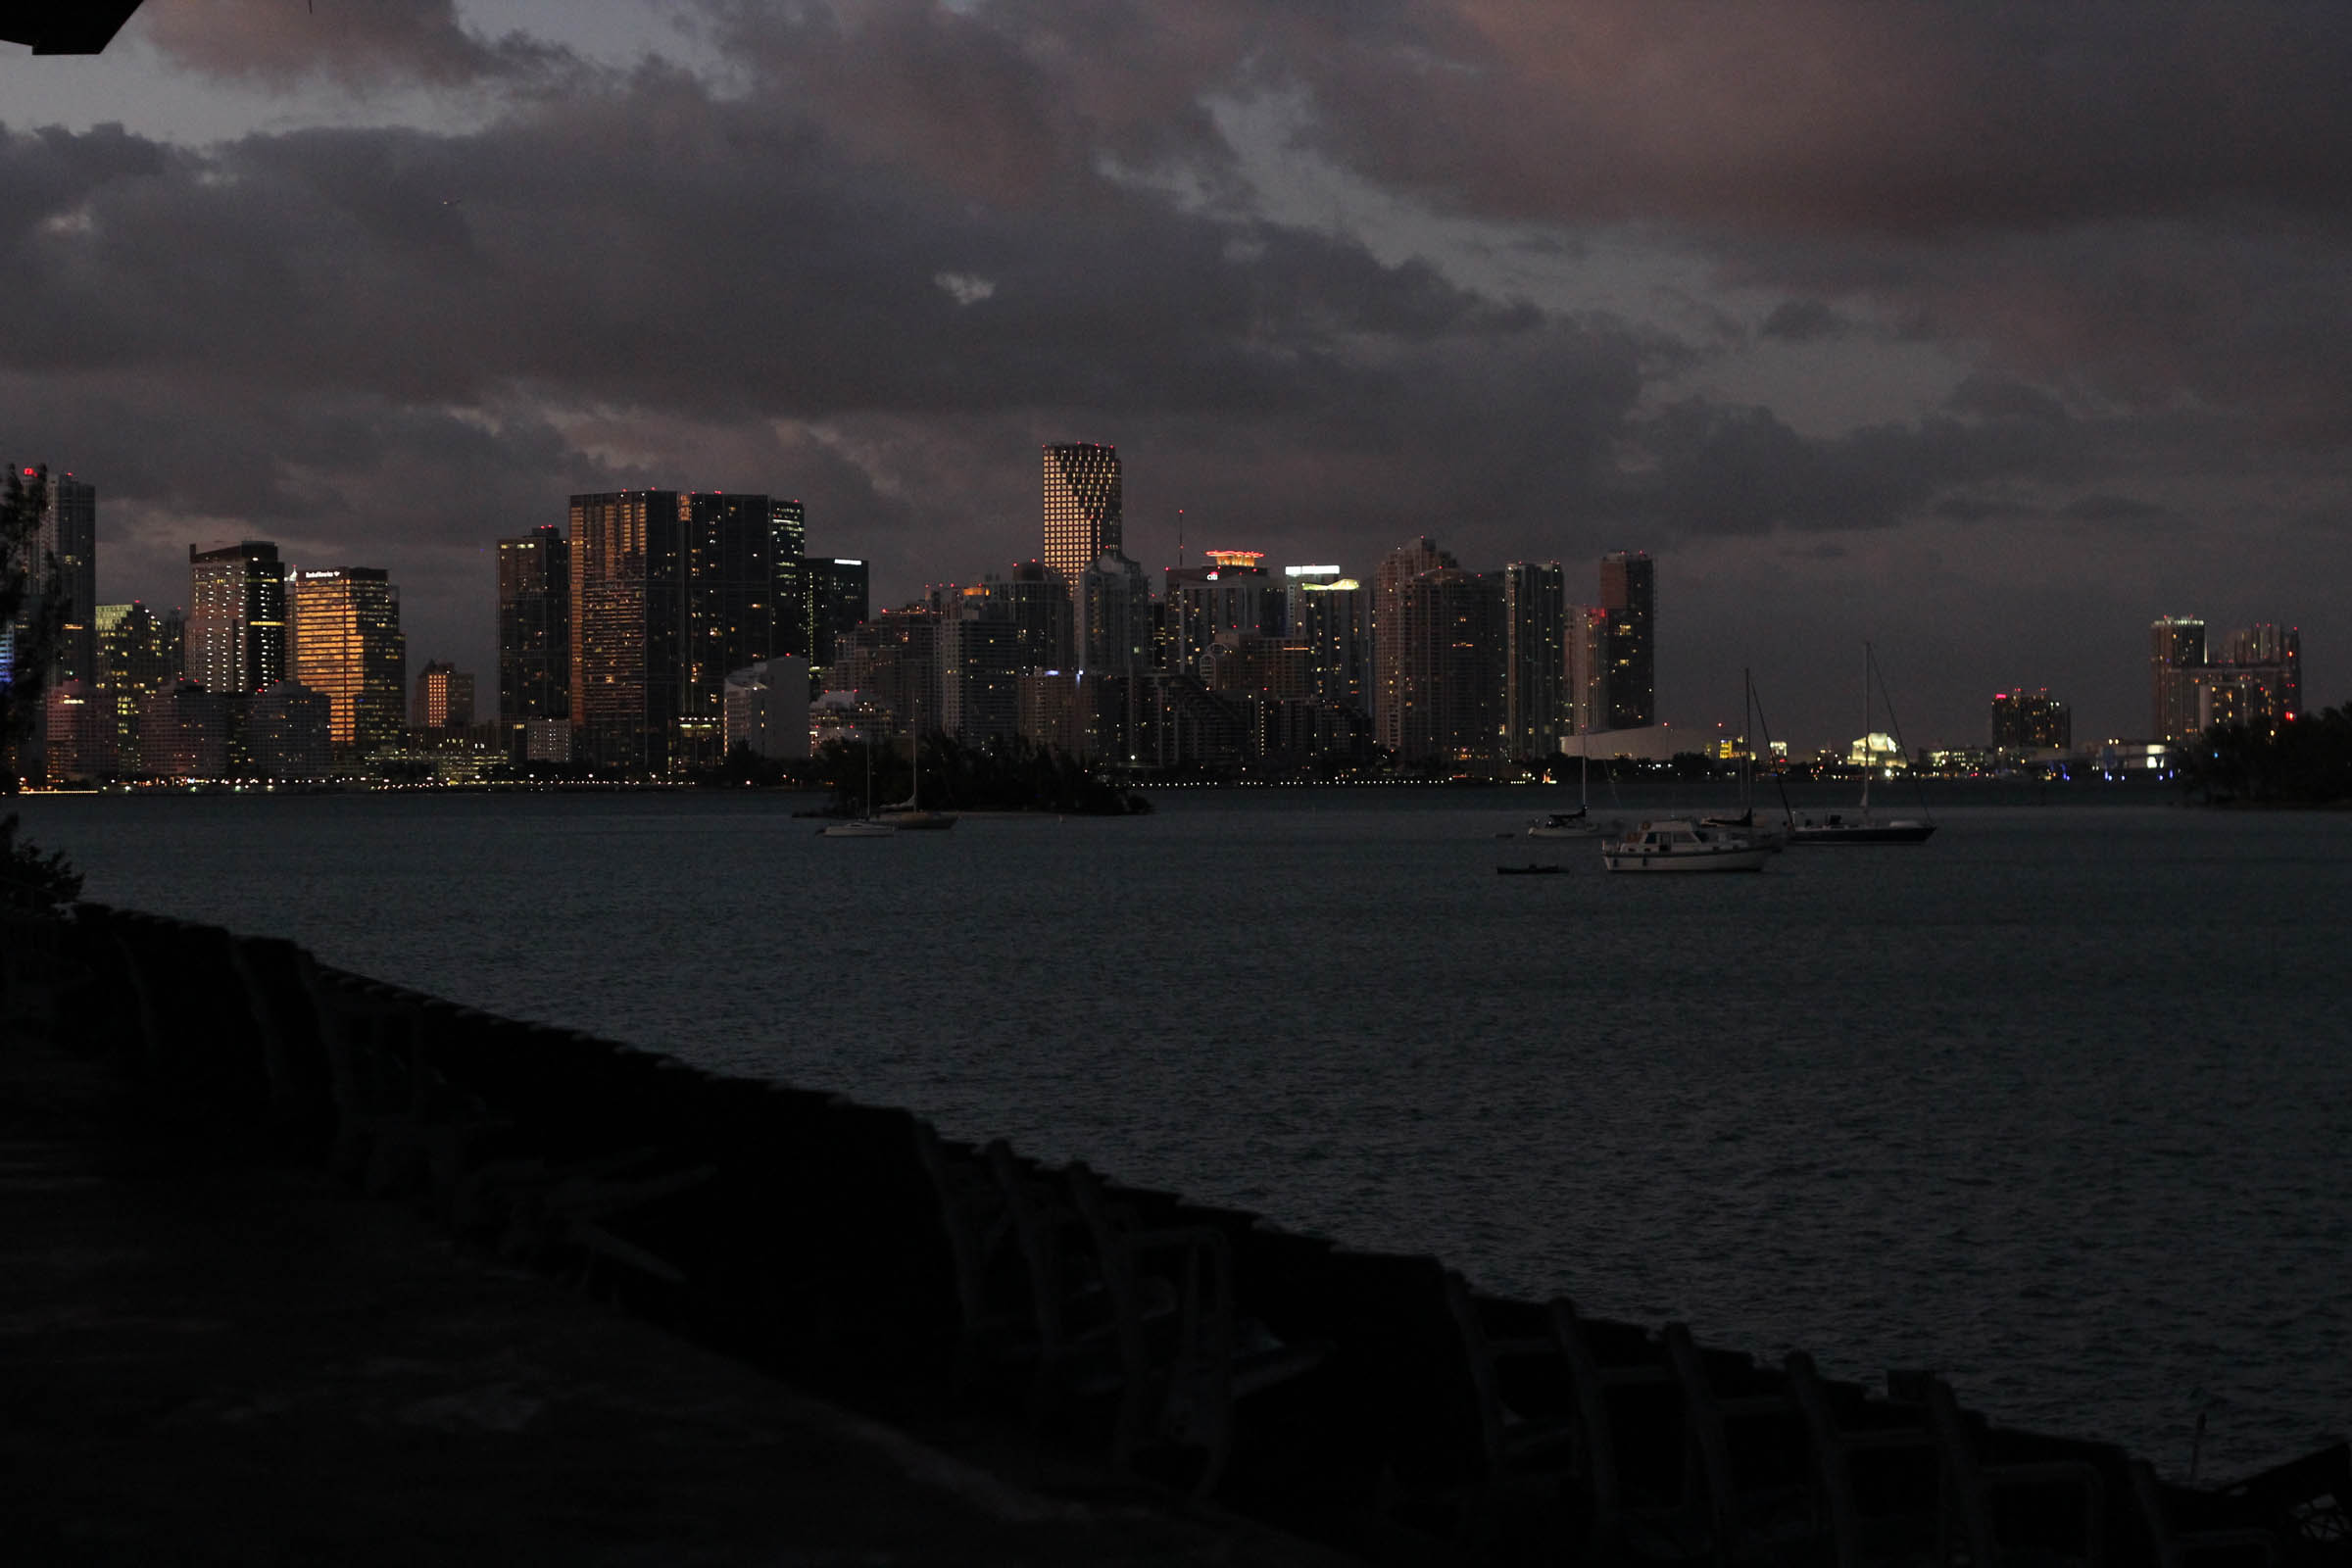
[1527, 811, 1603, 839]
[1601, 819, 1772, 873]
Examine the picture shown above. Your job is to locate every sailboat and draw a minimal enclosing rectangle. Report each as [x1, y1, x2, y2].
[819, 730, 895, 837]
[1528, 730, 1605, 837]
[1702, 669, 1788, 851]
[1788, 644, 1936, 846]
[879, 694, 956, 830]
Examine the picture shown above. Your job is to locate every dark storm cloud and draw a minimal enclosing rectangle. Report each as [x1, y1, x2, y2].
[16, 0, 2352, 739]
[134, 0, 563, 87]
[1758, 299, 1848, 343]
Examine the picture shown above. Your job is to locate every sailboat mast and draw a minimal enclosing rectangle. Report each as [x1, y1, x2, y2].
[1859, 642, 1873, 819]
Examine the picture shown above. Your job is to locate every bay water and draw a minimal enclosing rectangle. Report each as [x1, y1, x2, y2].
[20, 786, 2348, 1479]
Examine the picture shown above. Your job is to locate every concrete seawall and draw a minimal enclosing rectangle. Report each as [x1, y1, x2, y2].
[6, 901, 2344, 1565]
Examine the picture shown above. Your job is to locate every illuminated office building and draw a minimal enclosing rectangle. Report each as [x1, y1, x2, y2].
[496, 525, 569, 729]
[187, 541, 286, 696]
[1598, 550, 1654, 729]
[1372, 537, 1455, 753]
[1503, 562, 1569, 760]
[1042, 443, 1122, 590]
[415, 661, 474, 730]
[289, 567, 406, 753]
[569, 490, 681, 774]
[95, 602, 181, 772]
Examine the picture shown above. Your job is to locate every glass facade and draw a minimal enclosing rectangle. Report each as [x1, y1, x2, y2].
[290, 567, 405, 753]
[187, 541, 286, 697]
[1042, 443, 1122, 590]
[1502, 562, 1568, 760]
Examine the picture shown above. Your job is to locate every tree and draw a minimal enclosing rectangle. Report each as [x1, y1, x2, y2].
[0, 465, 80, 907]
[0, 464, 65, 784]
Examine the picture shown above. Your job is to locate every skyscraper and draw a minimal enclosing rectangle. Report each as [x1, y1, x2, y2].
[677, 492, 794, 766]
[38, 472, 96, 686]
[186, 541, 286, 696]
[1598, 551, 1654, 729]
[807, 558, 870, 668]
[2149, 616, 2209, 742]
[982, 561, 1073, 671]
[496, 524, 569, 730]
[1284, 566, 1368, 710]
[95, 602, 180, 772]
[1394, 567, 1508, 774]
[1042, 443, 1122, 588]
[1372, 537, 1455, 754]
[415, 661, 474, 729]
[1162, 551, 1275, 679]
[569, 490, 682, 774]
[289, 567, 406, 752]
[1502, 562, 1568, 760]
[1567, 604, 1609, 735]
[769, 499, 808, 660]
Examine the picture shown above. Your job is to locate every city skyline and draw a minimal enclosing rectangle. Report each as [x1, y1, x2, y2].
[26, 464, 2325, 765]
[7, 7, 2350, 747]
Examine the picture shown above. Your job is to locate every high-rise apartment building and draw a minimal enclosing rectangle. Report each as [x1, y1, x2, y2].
[496, 524, 569, 730]
[981, 561, 1073, 671]
[289, 567, 406, 753]
[1990, 688, 2071, 752]
[1502, 562, 1568, 760]
[2148, 615, 2301, 741]
[1042, 443, 1122, 589]
[939, 597, 1024, 744]
[1598, 551, 1654, 729]
[1372, 537, 1455, 754]
[1283, 566, 1368, 711]
[186, 541, 286, 696]
[1394, 567, 1508, 774]
[37, 472, 97, 686]
[1567, 604, 1609, 735]
[2149, 615, 2207, 742]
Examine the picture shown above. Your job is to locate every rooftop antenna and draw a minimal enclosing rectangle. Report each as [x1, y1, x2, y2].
[1176, 508, 1185, 568]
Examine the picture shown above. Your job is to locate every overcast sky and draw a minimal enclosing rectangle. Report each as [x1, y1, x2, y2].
[5, 0, 2347, 748]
